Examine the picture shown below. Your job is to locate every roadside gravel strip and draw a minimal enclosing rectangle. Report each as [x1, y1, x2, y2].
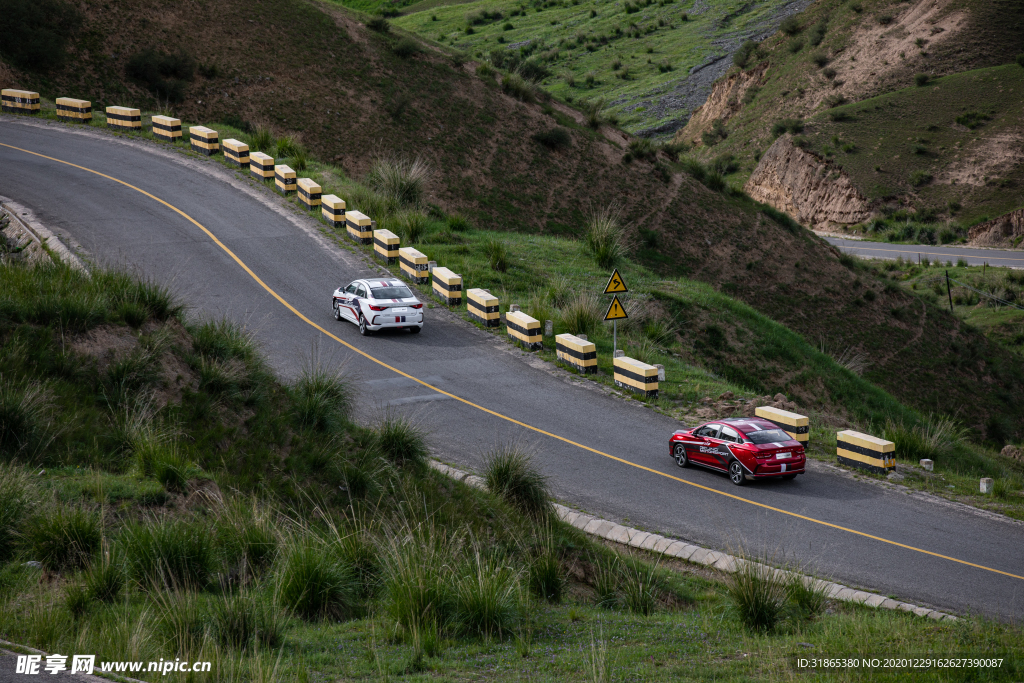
[429, 460, 957, 622]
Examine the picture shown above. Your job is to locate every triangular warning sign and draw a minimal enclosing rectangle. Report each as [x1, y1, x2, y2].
[604, 295, 628, 321]
[604, 269, 629, 294]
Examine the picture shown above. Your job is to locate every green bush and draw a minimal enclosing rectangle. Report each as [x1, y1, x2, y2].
[372, 410, 429, 470]
[910, 170, 933, 187]
[483, 443, 551, 519]
[727, 559, 788, 633]
[453, 552, 521, 638]
[680, 157, 707, 181]
[25, 504, 101, 571]
[787, 574, 828, 619]
[780, 16, 801, 35]
[123, 517, 217, 589]
[915, 73, 930, 86]
[882, 416, 968, 464]
[0, 464, 35, 561]
[808, 21, 827, 46]
[733, 40, 759, 68]
[126, 50, 196, 103]
[703, 171, 727, 192]
[393, 37, 420, 59]
[584, 205, 627, 268]
[366, 153, 430, 208]
[85, 543, 126, 602]
[278, 537, 360, 620]
[212, 592, 287, 648]
[771, 118, 804, 138]
[559, 292, 603, 337]
[501, 71, 536, 103]
[0, 0, 81, 71]
[292, 356, 354, 432]
[248, 126, 274, 154]
[399, 211, 428, 244]
[382, 530, 455, 637]
[532, 127, 572, 150]
[618, 557, 658, 615]
[0, 380, 53, 461]
[367, 17, 391, 32]
[484, 239, 510, 272]
[529, 551, 564, 603]
[812, 52, 829, 67]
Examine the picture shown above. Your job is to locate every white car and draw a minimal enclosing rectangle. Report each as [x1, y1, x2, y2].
[332, 278, 424, 335]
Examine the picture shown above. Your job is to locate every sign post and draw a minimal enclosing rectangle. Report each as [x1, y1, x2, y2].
[603, 269, 629, 354]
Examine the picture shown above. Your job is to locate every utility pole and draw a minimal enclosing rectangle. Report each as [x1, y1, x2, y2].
[945, 270, 954, 313]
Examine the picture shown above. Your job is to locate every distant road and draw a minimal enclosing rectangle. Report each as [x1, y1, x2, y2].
[822, 235, 1024, 268]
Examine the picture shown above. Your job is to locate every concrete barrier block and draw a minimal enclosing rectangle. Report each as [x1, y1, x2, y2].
[591, 520, 615, 537]
[980, 478, 994, 494]
[926, 610, 944, 620]
[152, 115, 182, 142]
[346, 210, 372, 245]
[920, 459, 933, 471]
[105, 106, 141, 131]
[274, 165, 296, 196]
[756, 406, 809, 446]
[223, 139, 250, 168]
[250, 152, 275, 181]
[188, 126, 219, 156]
[613, 355, 659, 398]
[2, 89, 40, 114]
[56, 97, 92, 123]
[851, 591, 872, 603]
[556, 333, 597, 374]
[400, 247, 429, 284]
[468, 288, 500, 327]
[837, 429, 896, 474]
[298, 178, 321, 210]
[582, 519, 604, 535]
[432, 266, 463, 306]
[613, 349, 624, 358]
[655, 364, 665, 382]
[835, 588, 858, 601]
[320, 195, 345, 228]
[562, 511, 580, 526]
[544, 319, 553, 336]
[677, 544, 700, 561]
[507, 311, 542, 350]
[373, 228, 400, 265]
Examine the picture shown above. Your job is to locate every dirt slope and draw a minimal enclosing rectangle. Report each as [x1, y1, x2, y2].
[3, 0, 1024, 438]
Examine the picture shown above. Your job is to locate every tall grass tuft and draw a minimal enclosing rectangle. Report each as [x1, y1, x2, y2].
[501, 70, 536, 103]
[25, 504, 102, 571]
[483, 443, 551, 519]
[123, 517, 217, 589]
[559, 292, 603, 338]
[618, 557, 659, 615]
[882, 415, 969, 464]
[366, 153, 430, 208]
[727, 559, 788, 633]
[292, 352, 354, 432]
[217, 500, 279, 585]
[85, 541, 126, 602]
[275, 135, 300, 159]
[484, 239, 510, 272]
[0, 379, 54, 461]
[591, 555, 619, 608]
[584, 204, 627, 268]
[399, 211, 428, 244]
[0, 463, 35, 561]
[153, 586, 209, 656]
[528, 550, 564, 603]
[278, 536, 360, 620]
[580, 98, 606, 128]
[372, 409, 430, 470]
[249, 126, 274, 153]
[189, 318, 260, 363]
[454, 550, 521, 638]
[212, 591, 288, 649]
[787, 574, 828, 619]
[381, 524, 458, 639]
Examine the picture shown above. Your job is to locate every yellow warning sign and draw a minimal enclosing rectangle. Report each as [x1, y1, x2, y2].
[604, 269, 629, 294]
[604, 295, 628, 321]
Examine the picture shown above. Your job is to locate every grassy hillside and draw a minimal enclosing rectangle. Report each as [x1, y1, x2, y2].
[6, 259, 1023, 680]
[671, 0, 1024, 238]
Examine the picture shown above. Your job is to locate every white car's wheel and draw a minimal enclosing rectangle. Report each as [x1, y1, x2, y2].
[334, 304, 342, 321]
[409, 326, 421, 334]
[359, 314, 371, 336]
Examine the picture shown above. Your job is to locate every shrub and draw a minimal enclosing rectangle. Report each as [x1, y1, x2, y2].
[788, 38, 805, 53]
[728, 559, 788, 632]
[366, 153, 430, 208]
[580, 98, 606, 128]
[64, 582, 91, 619]
[25, 504, 101, 571]
[679, 157, 706, 181]
[956, 111, 990, 129]
[780, 15, 801, 35]
[393, 37, 420, 58]
[812, 51, 829, 67]
[126, 50, 195, 103]
[483, 443, 551, 519]
[123, 517, 217, 589]
[399, 211, 428, 244]
[372, 409, 430, 469]
[771, 118, 803, 138]
[877, 13, 893, 25]
[1017, 54, 1024, 68]
[279, 537, 359, 620]
[212, 592, 287, 648]
[501, 71, 536, 103]
[447, 214, 471, 232]
[910, 170, 933, 187]
[624, 138, 657, 163]
[291, 146, 309, 172]
[915, 73, 930, 86]
[484, 239, 510, 272]
[703, 171, 727, 192]
[0, 0, 82, 72]
[618, 557, 658, 615]
[367, 16, 391, 32]
[733, 40, 758, 68]
[85, 543, 126, 602]
[532, 127, 572, 150]
[217, 501, 278, 583]
[529, 551, 564, 603]
[710, 153, 738, 175]
[822, 66, 837, 79]
[454, 552, 521, 638]
[787, 574, 828, 619]
[275, 136, 300, 159]
[0, 464, 35, 561]
[248, 126, 274, 154]
[701, 119, 728, 147]
[293, 353, 354, 432]
[808, 21, 827, 46]
[882, 415, 968, 464]
[584, 204, 627, 268]
[559, 292, 603, 337]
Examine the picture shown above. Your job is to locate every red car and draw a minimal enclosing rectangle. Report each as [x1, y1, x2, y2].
[669, 417, 805, 486]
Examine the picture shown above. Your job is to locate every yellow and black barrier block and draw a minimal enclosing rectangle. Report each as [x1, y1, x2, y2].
[400, 247, 428, 284]
[346, 210, 372, 245]
[613, 356, 659, 398]
[249, 152, 275, 181]
[836, 430, 895, 474]
[2, 89, 40, 114]
[321, 195, 345, 228]
[556, 333, 597, 374]
[432, 267, 463, 306]
[507, 310, 542, 350]
[373, 228, 400, 264]
[467, 288, 500, 327]
[298, 179, 321, 211]
[151, 115, 182, 142]
[105, 106, 141, 131]
[56, 97, 92, 123]
[275, 165, 296, 196]
[189, 126, 219, 156]
[754, 406, 809, 445]
[223, 139, 250, 168]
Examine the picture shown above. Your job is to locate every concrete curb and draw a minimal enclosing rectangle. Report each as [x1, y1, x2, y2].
[428, 459, 957, 621]
[0, 196, 87, 272]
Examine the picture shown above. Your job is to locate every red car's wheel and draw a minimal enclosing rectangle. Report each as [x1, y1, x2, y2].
[728, 460, 746, 486]
[673, 443, 688, 468]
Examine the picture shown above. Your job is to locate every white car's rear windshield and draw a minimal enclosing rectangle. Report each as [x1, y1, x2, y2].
[746, 429, 791, 444]
[371, 286, 413, 299]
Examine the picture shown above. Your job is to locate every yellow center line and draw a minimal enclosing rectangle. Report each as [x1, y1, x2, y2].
[6, 140, 1023, 584]
[833, 241, 1024, 263]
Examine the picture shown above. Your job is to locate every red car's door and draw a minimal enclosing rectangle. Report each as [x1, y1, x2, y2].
[687, 424, 721, 466]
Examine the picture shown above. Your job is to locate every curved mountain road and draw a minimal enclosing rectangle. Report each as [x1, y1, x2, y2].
[823, 235, 1024, 268]
[3, 117, 1024, 622]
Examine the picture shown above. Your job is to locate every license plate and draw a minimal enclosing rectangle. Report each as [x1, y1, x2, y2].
[392, 307, 407, 313]
[776, 452, 791, 459]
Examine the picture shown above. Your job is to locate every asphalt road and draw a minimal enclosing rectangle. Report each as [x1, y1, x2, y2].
[824, 235, 1024, 268]
[3, 117, 1024, 623]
